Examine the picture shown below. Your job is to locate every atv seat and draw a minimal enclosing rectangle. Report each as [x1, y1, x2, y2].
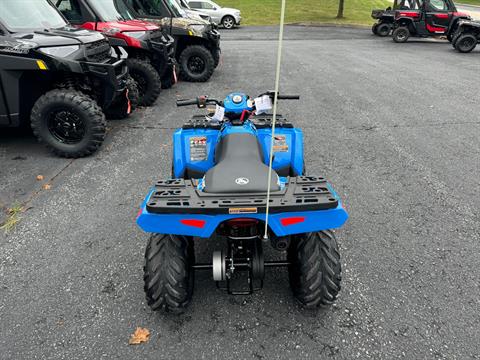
[203, 133, 281, 194]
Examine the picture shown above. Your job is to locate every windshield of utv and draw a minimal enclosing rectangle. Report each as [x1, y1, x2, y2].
[0, 0, 68, 32]
[89, 0, 137, 21]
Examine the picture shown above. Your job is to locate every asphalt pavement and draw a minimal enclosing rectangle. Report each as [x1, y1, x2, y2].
[1, 26, 479, 360]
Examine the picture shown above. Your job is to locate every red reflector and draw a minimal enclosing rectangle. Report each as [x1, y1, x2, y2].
[180, 219, 206, 228]
[227, 218, 258, 227]
[281, 217, 305, 226]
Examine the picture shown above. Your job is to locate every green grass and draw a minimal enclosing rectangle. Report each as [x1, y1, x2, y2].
[0, 204, 23, 233]
[456, 0, 480, 6]
[217, 0, 391, 26]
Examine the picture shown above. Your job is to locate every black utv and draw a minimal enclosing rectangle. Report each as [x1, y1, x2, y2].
[451, 19, 480, 52]
[124, 0, 221, 82]
[372, 0, 420, 36]
[0, 0, 134, 158]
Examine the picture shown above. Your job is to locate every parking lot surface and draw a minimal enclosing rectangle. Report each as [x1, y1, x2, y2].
[1, 26, 479, 360]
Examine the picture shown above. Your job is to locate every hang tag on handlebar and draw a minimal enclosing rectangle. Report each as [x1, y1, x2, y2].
[211, 104, 225, 122]
[254, 95, 273, 115]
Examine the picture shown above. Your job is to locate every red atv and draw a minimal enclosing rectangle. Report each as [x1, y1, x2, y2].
[55, 0, 177, 106]
[392, 0, 470, 43]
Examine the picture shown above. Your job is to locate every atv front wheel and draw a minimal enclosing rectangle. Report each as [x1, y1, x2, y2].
[392, 26, 410, 43]
[179, 45, 215, 82]
[377, 23, 391, 37]
[144, 234, 195, 313]
[105, 76, 139, 120]
[31, 89, 106, 158]
[287, 230, 341, 308]
[455, 33, 477, 53]
[126, 58, 161, 106]
[372, 23, 378, 35]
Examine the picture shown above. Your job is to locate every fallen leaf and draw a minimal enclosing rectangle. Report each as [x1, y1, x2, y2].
[42, 184, 51, 190]
[36, 175, 44, 181]
[128, 327, 150, 345]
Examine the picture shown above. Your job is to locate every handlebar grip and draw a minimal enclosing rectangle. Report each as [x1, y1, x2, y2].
[277, 94, 300, 100]
[176, 99, 198, 107]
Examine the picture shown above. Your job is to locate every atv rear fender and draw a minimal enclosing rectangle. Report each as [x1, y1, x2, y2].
[136, 177, 349, 238]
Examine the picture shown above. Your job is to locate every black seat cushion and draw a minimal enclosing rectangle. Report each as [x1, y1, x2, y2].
[204, 133, 281, 194]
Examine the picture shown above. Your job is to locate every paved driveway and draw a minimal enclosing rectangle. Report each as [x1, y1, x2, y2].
[0, 26, 479, 359]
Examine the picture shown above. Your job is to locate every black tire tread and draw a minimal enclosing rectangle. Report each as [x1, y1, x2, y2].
[144, 234, 194, 313]
[287, 230, 342, 308]
[455, 33, 477, 53]
[126, 57, 161, 106]
[30, 89, 106, 158]
[179, 45, 215, 82]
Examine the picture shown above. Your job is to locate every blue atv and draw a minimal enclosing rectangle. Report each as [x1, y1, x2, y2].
[136, 91, 349, 313]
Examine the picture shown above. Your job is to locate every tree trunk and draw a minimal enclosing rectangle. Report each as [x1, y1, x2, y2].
[337, 0, 345, 19]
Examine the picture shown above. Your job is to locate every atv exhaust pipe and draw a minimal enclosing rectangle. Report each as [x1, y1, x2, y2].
[271, 236, 290, 251]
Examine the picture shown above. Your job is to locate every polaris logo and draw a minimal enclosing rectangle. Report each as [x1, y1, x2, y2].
[235, 177, 250, 185]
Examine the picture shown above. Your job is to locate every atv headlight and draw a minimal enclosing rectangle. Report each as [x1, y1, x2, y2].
[189, 24, 206, 33]
[123, 31, 147, 39]
[39, 45, 80, 58]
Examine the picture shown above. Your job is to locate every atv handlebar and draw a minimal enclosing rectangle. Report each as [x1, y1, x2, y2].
[177, 96, 221, 108]
[277, 94, 300, 100]
[176, 93, 300, 108]
[176, 99, 199, 107]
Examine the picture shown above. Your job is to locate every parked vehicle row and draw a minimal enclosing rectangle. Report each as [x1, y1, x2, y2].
[371, 0, 480, 52]
[0, 0, 223, 158]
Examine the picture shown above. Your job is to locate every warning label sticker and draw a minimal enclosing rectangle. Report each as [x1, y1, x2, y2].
[229, 208, 258, 215]
[273, 135, 289, 152]
[190, 136, 207, 161]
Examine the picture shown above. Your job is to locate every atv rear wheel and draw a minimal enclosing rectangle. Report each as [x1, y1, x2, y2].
[126, 58, 161, 106]
[393, 26, 410, 43]
[31, 89, 106, 158]
[287, 230, 341, 308]
[377, 23, 391, 37]
[455, 33, 477, 53]
[179, 45, 215, 82]
[372, 23, 379, 35]
[105, 76, 139, 120]
[144, 234, 195, 313]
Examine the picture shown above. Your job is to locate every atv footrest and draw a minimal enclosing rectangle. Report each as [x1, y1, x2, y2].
[146, 176, 339, 215]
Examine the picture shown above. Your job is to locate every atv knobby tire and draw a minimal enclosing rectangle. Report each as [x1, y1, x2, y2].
[31, 89, 106, 158]
[287, 230, 342, 308]
[455, 33, 477, 53]
[393, 26, 410, 43]
[377, 23, 391, 37]
[105, 76, 139, 120]
[372, 23, 379, 35]
[126, 58, 161, 106]
[179, 45, 215, 82]
[144, 234, 195, 313]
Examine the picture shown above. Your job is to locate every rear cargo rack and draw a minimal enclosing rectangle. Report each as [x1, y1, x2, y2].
[146, 176, 339, 215]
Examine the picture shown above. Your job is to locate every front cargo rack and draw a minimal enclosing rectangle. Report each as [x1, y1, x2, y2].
[146, 176, 339, 215]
